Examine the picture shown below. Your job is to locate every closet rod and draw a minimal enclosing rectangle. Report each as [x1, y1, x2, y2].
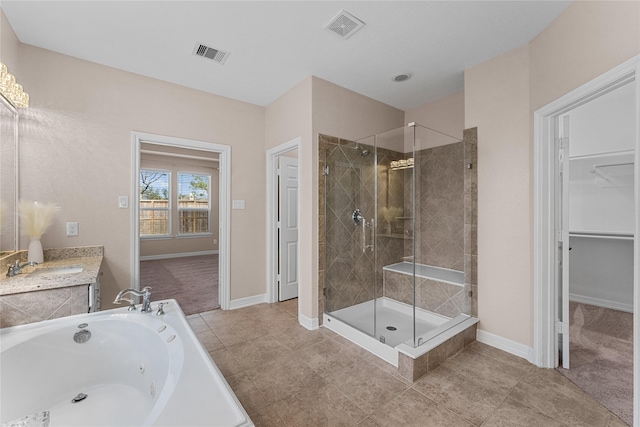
[570, 231, 634, 240]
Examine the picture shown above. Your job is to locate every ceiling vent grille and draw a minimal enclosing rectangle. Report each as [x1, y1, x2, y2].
[193, 43, 231, 65]
[325, 10, 365, 39]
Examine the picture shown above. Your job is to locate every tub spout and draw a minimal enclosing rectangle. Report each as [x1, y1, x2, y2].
[114, 287, 153, 313]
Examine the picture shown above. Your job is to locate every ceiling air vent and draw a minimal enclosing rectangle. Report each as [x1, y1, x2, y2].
[193, 43, 231, 65]
[325, 10, 365, 39]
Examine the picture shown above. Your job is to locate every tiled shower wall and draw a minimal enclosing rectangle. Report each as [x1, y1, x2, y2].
[319, 135, 404, 318]
[318, 128, 478, 321]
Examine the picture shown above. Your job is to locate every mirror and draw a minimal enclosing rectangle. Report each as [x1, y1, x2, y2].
[0, 95, 18, 259]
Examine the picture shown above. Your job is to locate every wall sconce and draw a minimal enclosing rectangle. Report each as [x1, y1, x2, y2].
[0, 62, 29, 108]
[389, 157, 414, 170]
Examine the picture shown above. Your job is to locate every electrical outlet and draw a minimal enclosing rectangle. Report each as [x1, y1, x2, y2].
[118, 196, 128, 209]
[66, 222, 79, 237]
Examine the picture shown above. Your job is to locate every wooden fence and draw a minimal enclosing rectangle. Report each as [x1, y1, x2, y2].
[140, 200, 209, 235]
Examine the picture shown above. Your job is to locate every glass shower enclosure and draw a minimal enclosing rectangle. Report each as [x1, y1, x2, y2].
[322, 123, 475, 357]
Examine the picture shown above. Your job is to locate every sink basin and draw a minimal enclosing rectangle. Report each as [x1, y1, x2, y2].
[29, 265, 84, 277]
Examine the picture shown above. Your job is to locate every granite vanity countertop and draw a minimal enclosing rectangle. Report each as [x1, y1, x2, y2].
[0, 255, 103, 296]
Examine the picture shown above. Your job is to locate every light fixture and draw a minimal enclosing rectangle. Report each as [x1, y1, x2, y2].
[389, 157, 414, 170]
[392, 72, 412, 83]
[0, 62, 29, 108]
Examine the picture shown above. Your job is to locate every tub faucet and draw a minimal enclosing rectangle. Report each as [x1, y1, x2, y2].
[6, 260, 38, 277]
[114, 286, 153, 313]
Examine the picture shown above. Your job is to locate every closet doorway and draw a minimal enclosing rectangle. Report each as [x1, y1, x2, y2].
[533, 55, 639, 426]
[556, 79, 636, 425]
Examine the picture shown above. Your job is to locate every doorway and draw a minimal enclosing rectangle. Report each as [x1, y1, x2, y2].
[534, 55, 640, 425]
[556, 80, 636, 424]
[267, 138, 300, 305]
[131, 132, 231, 311]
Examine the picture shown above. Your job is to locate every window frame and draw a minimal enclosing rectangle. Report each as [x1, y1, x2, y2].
[176, 171, 213, 238]
[139, 168, 172, 239]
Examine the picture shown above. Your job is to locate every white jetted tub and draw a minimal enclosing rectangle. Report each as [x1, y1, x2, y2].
[0, 299, 253, 427]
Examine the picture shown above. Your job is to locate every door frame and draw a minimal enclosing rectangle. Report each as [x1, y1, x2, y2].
[131, 131, 232, 310]
[533, 55, 639, 422]
[266, 137, 301, 304]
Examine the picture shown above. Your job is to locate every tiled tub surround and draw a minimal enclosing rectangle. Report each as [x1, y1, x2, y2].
[1, 299, 252, 427]
[0, 246, 103, 328]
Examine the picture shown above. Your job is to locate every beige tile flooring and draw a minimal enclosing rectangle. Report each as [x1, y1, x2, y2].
[187, 299, 627, 427]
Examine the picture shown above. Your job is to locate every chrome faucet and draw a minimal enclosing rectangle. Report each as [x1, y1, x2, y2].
[113, 286, 153, 313]
[6, 260, 38, 277]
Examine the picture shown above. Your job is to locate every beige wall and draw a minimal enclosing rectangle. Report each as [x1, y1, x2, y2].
[405, 91, 465, 140]
[310, 77, 405, 319]
[465, 0, 640, 347]
[265, 76, 404, 320]
[265, 77, 313, 315]
[17, 43, 266, 307]
[0, 10, 19, 73]
[465, 45, 532, 345]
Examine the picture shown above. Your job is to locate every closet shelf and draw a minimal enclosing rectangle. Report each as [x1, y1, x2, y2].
[569, 231, 634, 241]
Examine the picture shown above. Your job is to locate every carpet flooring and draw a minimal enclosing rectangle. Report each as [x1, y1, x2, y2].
[557, 301, 633, 425]
[140, 254, 219, 316]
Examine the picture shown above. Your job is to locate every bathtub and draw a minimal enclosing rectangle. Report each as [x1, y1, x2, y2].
[0, 299, 253, 427]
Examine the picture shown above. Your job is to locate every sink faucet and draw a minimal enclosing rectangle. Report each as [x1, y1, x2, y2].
[113, 286, 153, 313]
[6, 260, 38, 277]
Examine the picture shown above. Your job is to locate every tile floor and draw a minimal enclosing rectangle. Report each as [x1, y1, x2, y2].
[187, 299, 627, 427]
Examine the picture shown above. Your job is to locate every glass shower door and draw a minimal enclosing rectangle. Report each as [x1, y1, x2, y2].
[323, 136, 378, 337]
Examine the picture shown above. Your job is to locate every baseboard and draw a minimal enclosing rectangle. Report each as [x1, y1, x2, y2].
[298, 313, 319, 331]
[228, 294, 267, 310]
[570, 293, 633, 313]
[140, 250, 219, 261]
[476, 329, 534, 364]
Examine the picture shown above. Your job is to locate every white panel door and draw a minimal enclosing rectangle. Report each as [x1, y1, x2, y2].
[279, 156, 299, 301]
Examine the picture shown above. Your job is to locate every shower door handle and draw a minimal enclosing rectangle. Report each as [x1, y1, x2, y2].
[365, 219, 374, 252]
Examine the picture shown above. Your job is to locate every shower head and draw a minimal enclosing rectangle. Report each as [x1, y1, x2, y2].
[356, 145, 370, 157]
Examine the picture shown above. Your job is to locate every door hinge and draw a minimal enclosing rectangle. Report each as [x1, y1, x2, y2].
[277, 274, 281, 283]
[323, 166, 329, 176]
[556, 321, 569, 335]
[277, 168, 281, 176]
[277, 221, 281, 229]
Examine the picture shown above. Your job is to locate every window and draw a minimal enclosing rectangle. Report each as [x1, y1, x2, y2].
[177, 172, 211, 235]
[140, 169, 170, 237]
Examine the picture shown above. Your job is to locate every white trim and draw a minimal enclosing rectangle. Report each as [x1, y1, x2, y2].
[140, 250, 219, 262]
[569, 293, 633, 314]
[266, 138, 301, 304]
[299, 313, 319, 331]
[131, 131, 232, 310]
[476, 329, 534, 364]
[228, 294, 267, 310]
[533, 55, 639, 367]
[533, 55, 639, 425]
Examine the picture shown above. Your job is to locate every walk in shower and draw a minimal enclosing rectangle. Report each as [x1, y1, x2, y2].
[320, 123, 478, 374]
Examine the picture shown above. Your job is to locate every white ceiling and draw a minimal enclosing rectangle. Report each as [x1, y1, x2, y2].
[1, 1, 571, 111]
